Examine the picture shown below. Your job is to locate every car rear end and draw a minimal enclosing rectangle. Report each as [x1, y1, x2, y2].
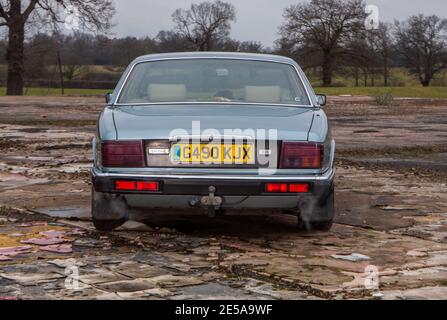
[90, 53, 335, 231]
[91, 135, 334, 229]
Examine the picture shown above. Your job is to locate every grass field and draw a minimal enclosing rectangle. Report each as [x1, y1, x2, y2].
[0, 86, 446, 99]
[0, 87, 110, 96]
[316, 86, 447, 99]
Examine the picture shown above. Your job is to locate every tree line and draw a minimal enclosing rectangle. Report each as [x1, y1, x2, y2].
[0, 0, 446, 95]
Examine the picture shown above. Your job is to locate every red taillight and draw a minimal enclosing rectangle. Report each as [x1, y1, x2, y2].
[266, 183, 288, 193]
[280, 142, 322, 169]
[115, 180, 159, 192]
[102, 141, 144, 167]
[289, 183, 309, 193]
[115, 180, 136, 190]
[265, 183, 309, 193]
[136, 181, 159, 191]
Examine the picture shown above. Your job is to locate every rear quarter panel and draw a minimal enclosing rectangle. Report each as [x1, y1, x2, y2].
[307, 109, 334, 172]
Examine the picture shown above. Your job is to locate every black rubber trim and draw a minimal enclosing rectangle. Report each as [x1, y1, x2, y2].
[92, 174, 333, 197]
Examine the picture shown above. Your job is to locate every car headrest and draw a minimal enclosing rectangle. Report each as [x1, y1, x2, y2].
[148, 84, 186, 102]
[244, 86, 281, 103]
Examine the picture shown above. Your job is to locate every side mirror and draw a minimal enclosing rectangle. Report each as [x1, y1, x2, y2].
[105, 92, 112, 104]
[316, 94, 327, 107]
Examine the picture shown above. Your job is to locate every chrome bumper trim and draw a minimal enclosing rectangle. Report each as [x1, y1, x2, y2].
[91, 167, 334, 182]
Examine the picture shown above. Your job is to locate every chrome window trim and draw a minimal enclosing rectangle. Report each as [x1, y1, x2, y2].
[169, 134, 255, 142]
[113, 57, 315, 108]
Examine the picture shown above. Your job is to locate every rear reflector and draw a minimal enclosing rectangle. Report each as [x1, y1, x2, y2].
[265, 183, 309, 193]
[102, 141, 145, 167]
[280, 142, 322, 169]
[266, 183, 288, 193]
[289, 183, 310, 193]
[115, 180, 159, 192]
[115, 180, 136, 190]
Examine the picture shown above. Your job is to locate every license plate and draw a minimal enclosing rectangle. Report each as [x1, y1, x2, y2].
[171, 143, 255, 164]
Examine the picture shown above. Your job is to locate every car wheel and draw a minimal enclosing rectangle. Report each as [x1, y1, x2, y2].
[297, 219, 333, 231]
[297, 187, 335, 232]
[92, 218, 127, 232]
[91, 187, 128, 231]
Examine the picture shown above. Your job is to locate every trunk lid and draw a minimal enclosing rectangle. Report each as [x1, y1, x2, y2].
[112, 104, 314, 141]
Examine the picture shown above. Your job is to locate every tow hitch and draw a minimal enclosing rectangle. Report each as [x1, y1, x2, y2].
[201, 186, 223, 218]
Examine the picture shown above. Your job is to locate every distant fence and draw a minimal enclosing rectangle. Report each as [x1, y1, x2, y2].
[0, 79, 117, 90]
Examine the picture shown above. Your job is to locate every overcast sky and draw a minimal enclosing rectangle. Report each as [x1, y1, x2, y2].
[112, 0, 447, 48]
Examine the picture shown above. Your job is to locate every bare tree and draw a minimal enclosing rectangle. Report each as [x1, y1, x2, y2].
[395, 15, 447, 87]
[172, 0, 236, 51]
[346, 33, 378, 87]
[0, 0, 115, 95]
[155, 30, 193, 53]
[215, 39, 264, 53]
[346, 23, 394, 87]
[279, 0, 367, 86]
[238, 41, 264, 53]
[374, 23, 394, 86]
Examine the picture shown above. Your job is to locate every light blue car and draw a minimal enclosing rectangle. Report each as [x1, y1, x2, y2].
[91, 52, 335, 231]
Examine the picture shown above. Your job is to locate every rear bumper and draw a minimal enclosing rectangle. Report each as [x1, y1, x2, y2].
[91, 167, 334, 209]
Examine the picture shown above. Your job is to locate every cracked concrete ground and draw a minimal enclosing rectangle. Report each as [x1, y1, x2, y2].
[0, 96, 446, 300]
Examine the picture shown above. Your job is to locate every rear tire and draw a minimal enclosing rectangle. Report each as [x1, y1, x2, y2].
[297, 219, 333, 231]
[93, 218, 127, 232]
[91, 187, 127, 231]
[297, 187, 335, 232]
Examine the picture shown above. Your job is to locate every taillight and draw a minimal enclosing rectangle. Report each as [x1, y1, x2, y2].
[101, 141, 144, 167]
[289, 183, 310, 193]
[265, 183, 309, 193]
[115, 180, 159, 191]
[266, 183, 288, 193]
[279, 142, 322, 169]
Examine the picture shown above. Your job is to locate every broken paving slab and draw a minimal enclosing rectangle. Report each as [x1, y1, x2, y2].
[21, 237, 68, 246]
[378, 205, 418, 211]
[78, 269, 131, 285]
[0, 172, 49, 191]
[0, 246, 34, 257]
[380, 286, 447, 300]
[17, 222, 48, 228]
[0, 271, 65, 286]
[51, 286, 123, 300]
[116, 288, 177, 300]
[39, 230, 71, 238]
[57, 220, 95, 231]
[407, 250, 429, 257]
[96, 274, 204, 293]
[170, 282, 255, 300]
[0, 255, 12, 261]
[33, 207, 91, 220]
[95, 278, 158, 293]
[147, 274, 204, 288]
[48, 258, 87, 269]
[331, 253, 371, 262]
[109, 261, 174, 279]
[40, 244, 72, 254]
[243, 279, 317, 300]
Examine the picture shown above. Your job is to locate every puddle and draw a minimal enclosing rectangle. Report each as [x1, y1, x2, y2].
[6, 156, 55, 162]
[34, 207, 91, 220]
[17, 128, 48, 133]
[0, 172, 50, 191]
